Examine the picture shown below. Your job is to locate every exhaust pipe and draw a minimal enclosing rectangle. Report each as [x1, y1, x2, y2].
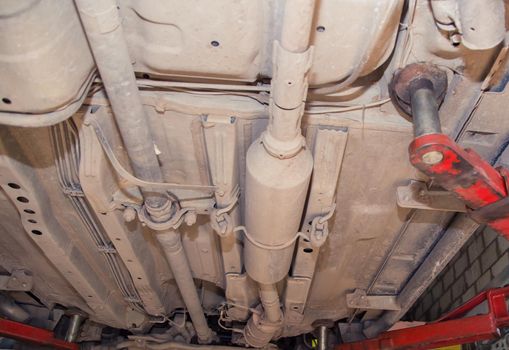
[74, 0, 213, 343]
[243, 0, 316, 346]
[74, 0, 170, 215]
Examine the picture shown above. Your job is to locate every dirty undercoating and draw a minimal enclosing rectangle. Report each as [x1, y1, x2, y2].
[0, 0, 509, 348]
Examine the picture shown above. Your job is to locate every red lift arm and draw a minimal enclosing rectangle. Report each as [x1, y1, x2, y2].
[391, 63, 509, 239]
[338, 286, 509, 350]
[410, 133, 509, 237]
[0, 318, 79, 350]
[344, 63, 509, 350]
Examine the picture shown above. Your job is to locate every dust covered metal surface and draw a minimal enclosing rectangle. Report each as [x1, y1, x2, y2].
[0, 0, 508, 348]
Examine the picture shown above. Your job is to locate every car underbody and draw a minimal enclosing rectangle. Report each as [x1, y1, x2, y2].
[0, 0, 508, 348]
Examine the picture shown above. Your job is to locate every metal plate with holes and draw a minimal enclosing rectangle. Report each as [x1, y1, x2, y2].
[346, 289, 400, 311]
[397, 180, 467, 212]
[0, 270, 33, 292]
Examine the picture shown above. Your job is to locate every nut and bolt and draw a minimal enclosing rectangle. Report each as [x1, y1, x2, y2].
[422, 151, 444, 165]
[184, 211, 197, 226]
[450, 33, 462, 46]
[123, 207, 137, 222]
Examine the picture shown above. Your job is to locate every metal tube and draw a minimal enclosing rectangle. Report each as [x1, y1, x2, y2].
[259, 284, 281, 323]
[243, 1, 316, 347]
[263, 0, 316, 155]
[76, 1, 212, 342]
[74, 0, 170, 212]
[156, 231, 213, 344]
[318, 326, 328, 350]
[280, 0, 316, 53]
[0, 293, 29, 323]
[65, 313, 86, 343]
[410, 80, 442, 137]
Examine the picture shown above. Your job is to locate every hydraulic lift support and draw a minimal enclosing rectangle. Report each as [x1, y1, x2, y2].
[391, 63, 509, 237]
[0, 317, 79, 350]
[338, 63, 509, 349]
[338, 286, 509, 350]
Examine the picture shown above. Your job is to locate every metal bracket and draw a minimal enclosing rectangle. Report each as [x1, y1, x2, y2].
[86, 113, 216, 194]
[137, 205, 191, 231]
[309, 202, 336, 248]
[0, 270, 33, 292]
[346, 289, 400, 311]
[396, 180, 466, 212]
[210, 186, 240, 237]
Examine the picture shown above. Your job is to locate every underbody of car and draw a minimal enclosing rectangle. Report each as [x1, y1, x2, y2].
[0, 0, 508, 349]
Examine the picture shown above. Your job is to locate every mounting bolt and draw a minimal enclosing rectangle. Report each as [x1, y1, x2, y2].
[123, 207, 137, 222]
[422, 151, 444, 165]
[184, 211, 197, 226]
[450, 33, 462, 46]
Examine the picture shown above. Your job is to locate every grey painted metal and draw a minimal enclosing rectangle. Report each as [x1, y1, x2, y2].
[464, 0, 506, 50]
[74, 0, 171, 213]
[202, 115, 256, 321]
[0, 293, 29, 323]
[346, 289, 400, 311]
[243, 0, 316, 346]
[410, 83, 442, 137]
[432, 0, 506, 50]
[284, 126, 348, 322]
[156, 231, 214, 344]
[0, 72, 94, 127]
[310, 0, 402, 95]
[259, 283, 282, 324]
[75, 1, 213, 339]
[78, 112, 169, 316]
[396, 181, 467, 213]
[0, 270, 33, 292]
[363, 214, 479, 337]
[87, 115, 216, 194]
[318, 325, 328, 350]
[0, 155, 127, 327]
[65, 313, 87, 343]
